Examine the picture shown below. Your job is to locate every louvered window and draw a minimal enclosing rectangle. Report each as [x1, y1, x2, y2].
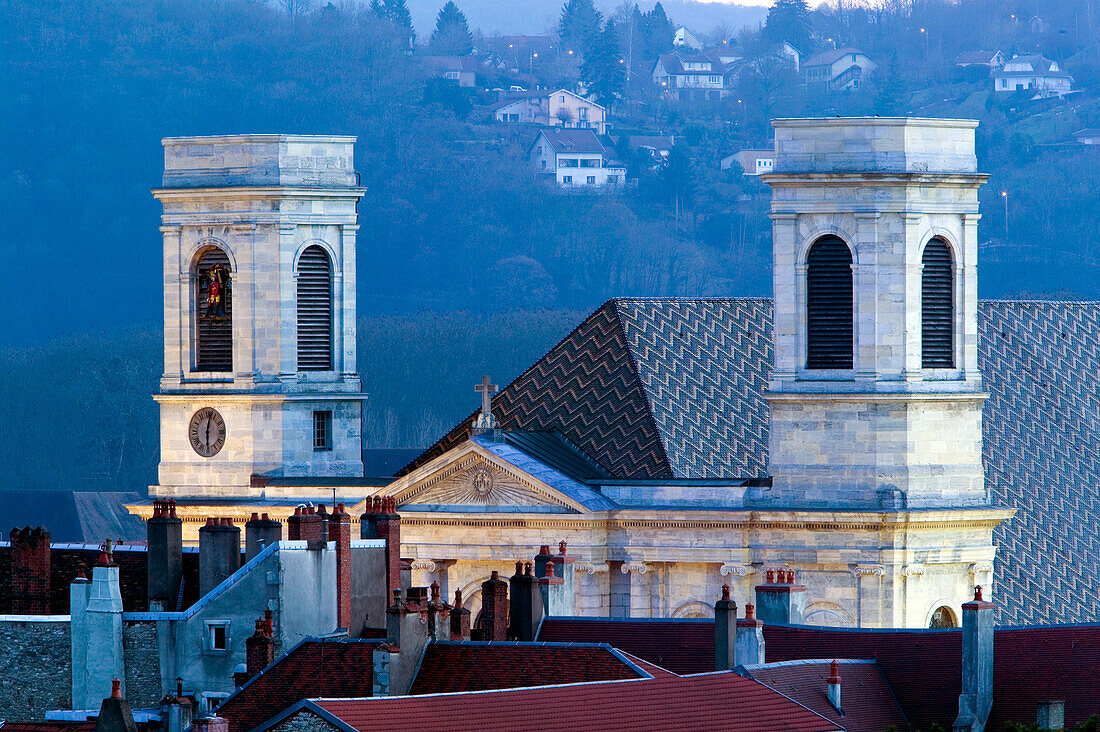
[297, 245, 333, 371]
[195, 247, 232, 372]
[921, 238, 954, 368]
[806, 236, 854, 369]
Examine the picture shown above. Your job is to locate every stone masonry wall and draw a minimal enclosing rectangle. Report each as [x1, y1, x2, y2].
[123, 621, 162, 708]
[0, 619, 71, 720]
[271, 710, 340, 732]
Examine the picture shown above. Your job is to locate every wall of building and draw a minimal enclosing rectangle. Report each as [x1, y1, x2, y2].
[0, 617, 71, 720]
[270, 709, 341, 732]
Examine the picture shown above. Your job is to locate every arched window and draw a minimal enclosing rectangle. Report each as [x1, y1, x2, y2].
[195, 247, 232, 372]
[806, 236, 854, 369]
[930, 606, 957, 628]
[297, 245, 333, 371]
[921, 238, 954, 368]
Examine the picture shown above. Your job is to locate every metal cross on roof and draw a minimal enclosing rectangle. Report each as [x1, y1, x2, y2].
[475, 375, 498, 417]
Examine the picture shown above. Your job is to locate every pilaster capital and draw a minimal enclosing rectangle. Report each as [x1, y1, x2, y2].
[621, 562, 648, 575]
[968, 561, 993, 576]
[851, 564, 885, 579]
[901, 563, 926, 577]
[902, 212, 925, 223]
[410, 559, 436, 572]
[341, 225, 361, 234]
[230, 223, 257, 233]
[575, 562, 609, 575]
[769, 213, 799, 223]
[720, 564, 754, 578]
[159, 225, 182, 234]
[962, 213, 983, 223]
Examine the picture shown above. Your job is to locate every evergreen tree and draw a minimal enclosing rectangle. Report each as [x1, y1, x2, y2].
[763, 0, 811, 54]
[643, 2, 674, 58]
[558, 0, 602, 55]
[429, 1, 472, 55]
[368, 0, 384, 17]
[388, 0, 415, 47]
[873, 53, 906, 115]
[581, 20, 626, 107]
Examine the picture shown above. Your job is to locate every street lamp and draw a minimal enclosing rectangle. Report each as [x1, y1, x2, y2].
[1001, 191, 1009, 239]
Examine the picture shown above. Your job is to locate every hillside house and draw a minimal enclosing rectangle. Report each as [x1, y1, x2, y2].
[530, 129, 626, 188]
[653, 53, 727, 101]
[994, 54, 1073, 97]
[673, 26, 703, 51]
[955, 50, 1006, 71]
[493, 89, 607, 134]
[722, 149, 775, 175]
[1073, 129, 1100, 145]
[422, 56, 481, 87]
[801, 47, 876, 91]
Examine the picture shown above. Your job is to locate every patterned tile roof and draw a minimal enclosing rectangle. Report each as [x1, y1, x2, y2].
[408, 641, 647, 695]
[407, 298, 1100, 625]
[310, 672, 842, 732]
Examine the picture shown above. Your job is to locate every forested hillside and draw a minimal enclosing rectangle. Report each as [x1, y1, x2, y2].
[4, 0, 1100, 494]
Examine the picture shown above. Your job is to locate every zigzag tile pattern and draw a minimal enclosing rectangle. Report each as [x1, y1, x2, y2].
[615, 299, 772, 478]
[978, 301, 1100, 625]
[405, 302, 672, 479]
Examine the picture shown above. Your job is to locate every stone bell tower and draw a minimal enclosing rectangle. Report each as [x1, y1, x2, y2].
[152, 135, 366, 499]
[763, 118, 988, 509]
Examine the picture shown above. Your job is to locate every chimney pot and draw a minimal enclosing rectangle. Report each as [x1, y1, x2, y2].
[827, 660, 842, 712]
[250, 512, 259, 522]
[514, 560, 524, 576]
[559, 540, 567, 555]
[766, 569, 775, 583]
[721, 584, 730, 601]
[261, 512, 269, 520]
[545, 560, 555, 577]
[974, 585, 984, 601]
[539, 545, 551, 556]
[336, 502, 345, 513]
[454, 589, 464, 608]
[490, 570, 499, 580]
[745, 603, 754, 620]
[294, 507, 302, 516]
[430, 581, 441, 603]
[525, 561, 533, 576]
[111, 678, 122, 699]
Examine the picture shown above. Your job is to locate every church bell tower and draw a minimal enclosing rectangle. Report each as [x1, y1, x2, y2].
[152, 135, 366, 498]
[763, 118, 988, 509]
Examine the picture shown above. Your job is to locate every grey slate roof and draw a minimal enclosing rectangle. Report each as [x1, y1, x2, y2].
[0, 491, 147, 543]
[406, 297, 1100, 625]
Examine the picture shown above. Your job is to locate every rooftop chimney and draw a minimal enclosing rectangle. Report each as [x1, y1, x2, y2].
[827, 660, 842, 713]
[244, 512, 282, 562]
[329, 503, 352, 631]
[714, 585, 738, 671]
[754, 568, 806, 625]
[510, 560, 543, 642]
[191, 717, 229, 732]
[735, 602, 765, 667]
[361, 496, 402, 595]
[245, 615, 275, 679]
[147, 500, 182, 611]
[481, 570, 509, 641]
[298, 506, 325, 549]
[450, 589, 471, 640]
[93, 679, 138, 732]
[953, 586, 994, 732]
[10, 526, 51, 614]
[198, 518, 241, 597]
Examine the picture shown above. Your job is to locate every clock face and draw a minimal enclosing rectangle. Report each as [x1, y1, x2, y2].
[189, 408, 226, 458]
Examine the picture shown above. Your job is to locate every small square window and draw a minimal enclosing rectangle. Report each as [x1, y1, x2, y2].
[205, 620, 229, 654]
[587, 176, 596, 184]
[563, 175, 572, 184]
[314, 410, 332, 451]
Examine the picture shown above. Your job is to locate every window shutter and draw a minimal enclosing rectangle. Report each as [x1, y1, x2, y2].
[806, 236, 854, 369]
[195, 248, 232, 372]
[921, 239, 954, 368]
[297, 246, 333, 371]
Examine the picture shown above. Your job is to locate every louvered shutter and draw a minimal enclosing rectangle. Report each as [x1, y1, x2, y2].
[921, 239, 954, 368]
[195, 248, 232, 372]
[297, 246, 333, 371]
[806, 236, 854, 369]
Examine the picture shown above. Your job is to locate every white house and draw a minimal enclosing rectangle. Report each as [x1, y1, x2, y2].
[994, 54, 1073, 97]
[422, 55, 481, 87]
[955, 50, 1006, 71]
[530, 128, 626, 188]
[801, 47, 876, 91]
[721, 148, 775, 175]
[494, 89, 608, 134]
[653, 53, 727, 101]
[673, 26, 703, 51]
[1074, 128, 1100, 145]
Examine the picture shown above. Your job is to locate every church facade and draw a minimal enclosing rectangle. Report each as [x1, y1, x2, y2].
[134, 121, 1058, 630]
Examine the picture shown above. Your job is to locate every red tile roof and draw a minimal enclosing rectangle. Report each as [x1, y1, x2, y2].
[215, 639, 378, 732]
[409, 641, 646, 695]
[0, 724, 96, 732]
[743, 660, 908, 732]
[539, 618, 1100, 730]
[311, 672, 842, 732]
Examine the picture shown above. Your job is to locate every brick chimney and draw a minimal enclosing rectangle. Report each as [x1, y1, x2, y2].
[714, 585, 738, 671]
[735, 603, 765, 667]
[93, 679, 138, 732]
[244, 512, 282, 562]
[754, 568, 806, 625]
[287, 507, 304, 540]
[191, 717, 229, 732]
[245, 614, 275, 677]
[198, 518, 241, 597]
[954, 586, 994, 732]
[298, 506, 325, 549]
[827, 660, 842, 713]
[450, 588, 471, 640]
[10, 526, 51, 614]
[481, 570, 509, 641]
[147, 500, 182, 611]
[361, 496, 402, 595]
[329, 504, 352, 631]
[536, 542, 574, 616]
[510, 561, 543, 642]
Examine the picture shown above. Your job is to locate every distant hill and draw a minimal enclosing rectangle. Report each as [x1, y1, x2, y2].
[403, 0, 766, 37]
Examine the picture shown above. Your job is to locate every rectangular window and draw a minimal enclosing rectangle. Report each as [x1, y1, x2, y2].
[579, 108, 588, 120]
[580, 158, 600, 168]
[563, 175, 572, 184]
[710, 75, 720, 83]
[314, 410, 332, 451]
[205, 620, 229, 653]
[587, 176, 596, 184]
[560, 158, 579, 168]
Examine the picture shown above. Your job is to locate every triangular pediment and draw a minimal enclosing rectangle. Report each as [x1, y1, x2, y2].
[373, 443, 590, 513]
